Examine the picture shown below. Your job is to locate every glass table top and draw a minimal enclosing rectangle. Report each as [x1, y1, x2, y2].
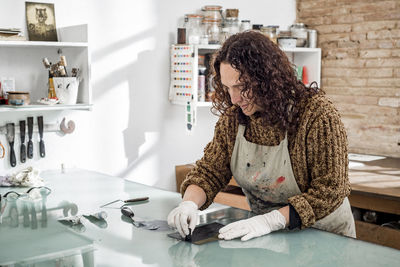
[1, 169, 400, 266]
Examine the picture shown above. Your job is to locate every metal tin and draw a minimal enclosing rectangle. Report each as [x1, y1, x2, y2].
[308, 29, 317, 48]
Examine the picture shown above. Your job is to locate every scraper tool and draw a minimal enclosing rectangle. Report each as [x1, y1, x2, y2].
[37, 116, 45, 158]
[6, 123, 16, 167]
[100, 197, 149, 208]
[27, 117, 33, 159]
[19, 120, 26, 163]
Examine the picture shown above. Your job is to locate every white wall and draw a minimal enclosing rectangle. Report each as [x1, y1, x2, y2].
[0, 0, 295, 191]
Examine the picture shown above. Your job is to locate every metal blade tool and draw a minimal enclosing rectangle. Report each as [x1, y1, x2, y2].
[19, 120, 26, 163]
[27, 117, 33, 159]
[100, 197, 149, 208]
[38, 116, 45, 158]
[6, 123, 16, 167]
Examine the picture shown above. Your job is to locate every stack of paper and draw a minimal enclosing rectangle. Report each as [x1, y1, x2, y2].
[0, 28, 26, 41]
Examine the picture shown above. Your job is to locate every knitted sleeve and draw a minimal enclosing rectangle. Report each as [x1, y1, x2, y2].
[288, 101, 351, 228]
[180, 115, 235, 210]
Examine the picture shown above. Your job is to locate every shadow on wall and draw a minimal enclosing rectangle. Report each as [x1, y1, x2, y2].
[90, 14, 173, 185]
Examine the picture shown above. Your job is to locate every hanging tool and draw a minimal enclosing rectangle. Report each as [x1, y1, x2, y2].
[6, 123, 16, 167]
[27, 117, 33, 159]
[19, 120, 26, 163]
[100, 197, 149, 208]
[0, 141, 4, 159]
[37, 116, 45, 158]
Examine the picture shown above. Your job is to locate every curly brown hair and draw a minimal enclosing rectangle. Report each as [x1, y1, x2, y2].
[211, 31, 319, 133]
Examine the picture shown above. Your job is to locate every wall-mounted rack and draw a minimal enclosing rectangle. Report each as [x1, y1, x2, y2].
[0, 118, 75, 136]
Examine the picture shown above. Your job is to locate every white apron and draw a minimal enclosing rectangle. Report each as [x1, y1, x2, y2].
[230, 125, 356, 238]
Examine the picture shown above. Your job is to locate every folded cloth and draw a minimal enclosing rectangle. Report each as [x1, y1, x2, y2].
[0, 167, 44, 187]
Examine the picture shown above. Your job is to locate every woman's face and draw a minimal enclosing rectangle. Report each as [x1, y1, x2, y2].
[220, 63, 262, 116]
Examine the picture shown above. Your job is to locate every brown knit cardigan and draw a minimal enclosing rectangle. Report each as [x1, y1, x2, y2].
[181, 93, 350, 228]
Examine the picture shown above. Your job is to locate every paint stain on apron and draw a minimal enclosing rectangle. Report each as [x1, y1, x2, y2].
[230, 124, 356, 238]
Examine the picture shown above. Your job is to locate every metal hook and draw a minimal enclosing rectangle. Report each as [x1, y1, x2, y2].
[60, 118, 75, 134]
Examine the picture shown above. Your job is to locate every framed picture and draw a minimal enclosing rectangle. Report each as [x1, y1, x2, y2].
[25, 2, 58, 41]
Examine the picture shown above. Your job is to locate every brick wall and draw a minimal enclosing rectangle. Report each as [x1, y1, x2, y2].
[297, 0, 400, 157]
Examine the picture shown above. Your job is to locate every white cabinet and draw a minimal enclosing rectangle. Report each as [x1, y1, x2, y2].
[169, 44, 321, 108]
[0, 24, 91, 112]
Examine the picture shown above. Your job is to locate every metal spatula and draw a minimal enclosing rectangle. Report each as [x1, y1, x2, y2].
[100, 197, 149, 208]
[6, 123, 16, 167]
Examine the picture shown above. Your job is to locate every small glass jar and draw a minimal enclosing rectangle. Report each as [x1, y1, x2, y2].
[220, 27, 230, 44]
[202, 5, 223, 22]
[261, 25, 278, 44]
[225, 9, 239, 19]
[203, 18, 221, 44]
[224, 17, 240, 35]
[290, 23, 308, 47]
[240, 20, 251, 32]
[185, 14, 204, 44]
[252, 24, 263, 33]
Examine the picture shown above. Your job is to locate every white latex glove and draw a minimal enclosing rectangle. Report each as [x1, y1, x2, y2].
[218, 210, 286, 241]
[167, 201, 198, 238]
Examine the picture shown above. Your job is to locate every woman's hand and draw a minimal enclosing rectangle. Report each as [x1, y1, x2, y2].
[218, 210, 286, 241]
[167, 201, 199, 238]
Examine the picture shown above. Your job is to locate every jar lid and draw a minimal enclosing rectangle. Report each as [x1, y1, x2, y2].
[241, 20, 250, 23]
[186, 14, 204, 19]
[291, 23, 306, 28]
[225, 17, 239, 21]
[203, 18, 221, 23]
[278, 37, 297, 40]
[267, 25, 279, 28]
[252, 24, 263, 30]
[202, 5, 223, 11]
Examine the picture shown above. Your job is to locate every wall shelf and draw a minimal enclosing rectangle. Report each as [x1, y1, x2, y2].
[0, 41, 88, 48]
[0, 104, 92, 112]
[0, 24, 91, 113]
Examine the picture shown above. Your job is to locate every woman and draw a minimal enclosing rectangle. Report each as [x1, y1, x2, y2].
[167, 31, 356, 241]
